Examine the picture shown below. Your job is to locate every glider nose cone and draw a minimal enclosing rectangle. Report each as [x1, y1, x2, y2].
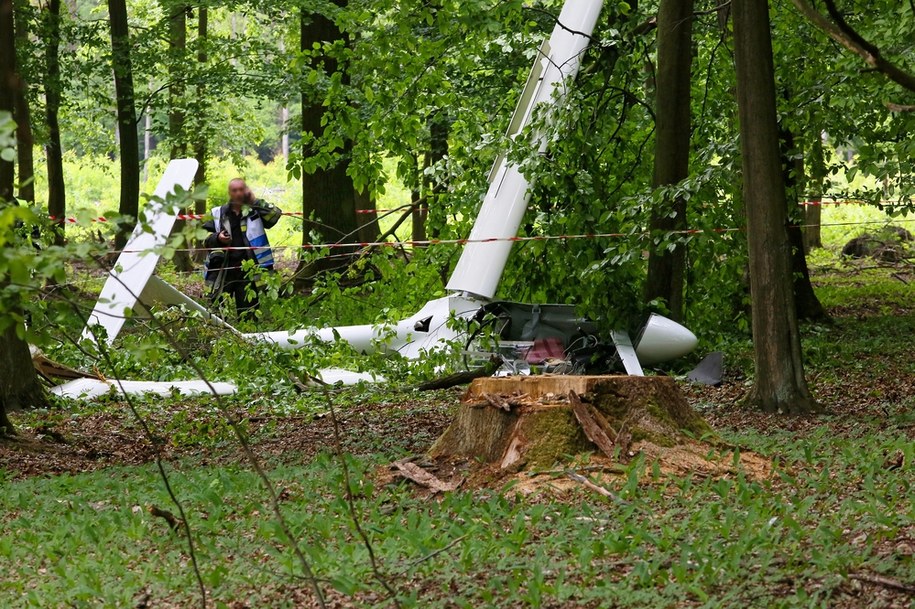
[634, 314, 698, 365]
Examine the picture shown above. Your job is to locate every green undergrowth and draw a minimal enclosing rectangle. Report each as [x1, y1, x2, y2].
[1, 423, 913, 608]
[4, 249, 913, 607]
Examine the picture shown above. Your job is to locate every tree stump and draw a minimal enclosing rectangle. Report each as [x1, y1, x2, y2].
[428, 375, 714, 471]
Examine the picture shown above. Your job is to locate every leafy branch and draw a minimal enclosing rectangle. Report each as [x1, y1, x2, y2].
[790, 0, 915, 104]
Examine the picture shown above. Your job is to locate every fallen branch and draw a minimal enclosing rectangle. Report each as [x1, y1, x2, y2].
[393, 459, 462, 493]
[526, 464, 627, 477]
[416, 356, 501, 391]
[565, 470, 628, 504]
[849, 572, 915, 594]
[287, 371, 329, 393]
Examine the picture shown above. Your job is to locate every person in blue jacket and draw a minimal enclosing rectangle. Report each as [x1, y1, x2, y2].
[203, 178, 281, 319]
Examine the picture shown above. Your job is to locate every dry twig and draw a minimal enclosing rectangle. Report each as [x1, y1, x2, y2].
[565, 470, 628, 505]
[849, 572, 915, 594]
[393, 459, 462, 493]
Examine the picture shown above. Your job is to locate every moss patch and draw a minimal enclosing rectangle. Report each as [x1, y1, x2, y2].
[588, 377, 714, 447]
[513, 406, 591, 469]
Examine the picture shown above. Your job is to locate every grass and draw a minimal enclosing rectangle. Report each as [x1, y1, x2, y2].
[2, 425, 913, 608]
[2, 251, 914, 607]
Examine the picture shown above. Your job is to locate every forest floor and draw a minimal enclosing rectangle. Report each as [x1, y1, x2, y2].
[1, 257, 914, 608]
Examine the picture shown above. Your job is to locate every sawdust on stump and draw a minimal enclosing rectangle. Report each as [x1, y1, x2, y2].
[399, 375, 771, 496]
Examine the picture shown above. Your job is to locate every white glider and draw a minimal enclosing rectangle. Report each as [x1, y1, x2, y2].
[76, 0, 696, 388]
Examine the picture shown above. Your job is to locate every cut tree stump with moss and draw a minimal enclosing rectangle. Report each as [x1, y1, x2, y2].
[427, 375, 759, 480]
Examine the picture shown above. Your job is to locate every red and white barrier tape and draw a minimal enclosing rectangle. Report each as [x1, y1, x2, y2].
[48, 208, 425, 223]
[799, 200, 909, 207]
[99, 218, 914, 256]
[47, 199, 910, 225]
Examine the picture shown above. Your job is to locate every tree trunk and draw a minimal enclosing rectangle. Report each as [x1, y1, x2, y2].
[280, 105, 289, 161]
[108, 0, 140, 249]
[0, 0, 15, 203]
[44, 0, 65, 246]
[168, 2, 194, 272]
[191, 6, 207, 262]
[167, 2, 186, 158]
[732, 0, 818, 414]
[12, 0, 33, 205]
[804, 130, 824, 251]
[1, 1, 48, 434]
[143, 110, 151, 161]
[415, 113, 448, 243]
[780, 120, 828, 322]
[409, 159, 423, 243]
[644, 0, 694, 322]
[0, 319, 48, 435]
[296, 5, 367, 286]
[354, 186, 379, 244]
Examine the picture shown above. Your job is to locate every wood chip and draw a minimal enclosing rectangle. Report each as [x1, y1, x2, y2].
[393, 459, 461, 493]
[569, 390, 617, 458]
[482, 392, 511, 412]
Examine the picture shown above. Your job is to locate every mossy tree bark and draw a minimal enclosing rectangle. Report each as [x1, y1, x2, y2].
[733, 0, 818, 414]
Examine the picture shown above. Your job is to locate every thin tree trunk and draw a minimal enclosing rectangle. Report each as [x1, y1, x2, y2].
[779, 124, 828, 322]
[280, 105, 289, 161]
[415, 113, 448, 243]
[732, 0, 818, 414]
[13, 0, 33, 204]
[0, 0, 15, 202]
[44, 0, 65, 246]
[192, 6, 207, 262]
[410, 192, 423, 246]
[108, 0, 140, 249]
[644, 0, 694, 322]
[168, 2, 194, 272]
[354, 185, 379, 244]
[167, 2, 186, 158]
[804, 130, 824, 251]
[143, 111, 151, 162]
